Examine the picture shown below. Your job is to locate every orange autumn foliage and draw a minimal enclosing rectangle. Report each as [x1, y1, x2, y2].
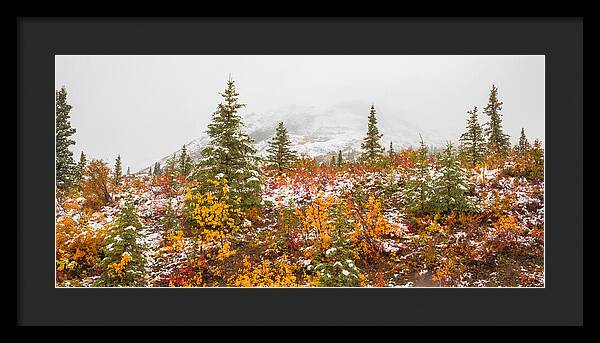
[56, 214, 108, 281]
[229, 255, 300, 287]
[348, 194, 393, 260]
[295, 190, 337, 254]
[81, 159, 113, 210]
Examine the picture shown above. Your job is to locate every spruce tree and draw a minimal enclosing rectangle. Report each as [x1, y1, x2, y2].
[517, 128, 530, 155]
[359, 105, 385, 163]
[113, 155, 122, 185]
[389, 141, 395, 159]
[337, 150, 343, 167]
[178, 144, 193, 178]
[433, 142, 474, 213]
[164, 153, 179, 188]
[56, 86, 77, 190]
[94, 200, 146, 287]
[165, 153, 177, 177]
[76, 151, 87, 185]
[154, 162, 162, 176]
[402, 136, 435, 215]
[331, 155, 336, 167]
[528, 139, 544, 181]
[127, 166, 130, 175]
[484, 85, 511, 156]
[266, 122, 298, 171]
[459, 106, 486, 166]
[159, 195, 180, 237]
[314, 228, 361, 287]
[197, 77, 262, 209]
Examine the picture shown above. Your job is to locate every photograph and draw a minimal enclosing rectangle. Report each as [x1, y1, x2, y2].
[54, 55, 545, 288]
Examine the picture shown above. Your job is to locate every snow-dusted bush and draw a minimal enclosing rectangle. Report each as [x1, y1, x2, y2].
[94, 200, 146, 287]
[56, 214, 108, 283]
[313, 234, 361, 287]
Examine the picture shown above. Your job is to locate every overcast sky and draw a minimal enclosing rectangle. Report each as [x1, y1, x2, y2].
[55, 55, 544, 171]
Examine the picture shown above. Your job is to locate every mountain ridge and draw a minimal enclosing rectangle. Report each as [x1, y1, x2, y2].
[138, 105, 445, 173]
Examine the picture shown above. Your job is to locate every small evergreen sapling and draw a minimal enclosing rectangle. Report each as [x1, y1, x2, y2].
[178, 144, 194, 179]
[528, 139, 544, 181]
[402, 136, 435, 215]
[94, 200, 146, 287]
[517, 128, 530, 155]
[433, 142, 475, 213]
[164, 153, 178, 187]
[160, 197, 180, 233]
[359, 105, 385, 163]
[113, 155, 122, 186]
[313, 223, 361, 287]
[266, 122, 298, 171]
[76, 151, 87, 186]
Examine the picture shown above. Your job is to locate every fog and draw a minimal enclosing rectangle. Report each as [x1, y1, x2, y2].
[55, 55, 544, 171]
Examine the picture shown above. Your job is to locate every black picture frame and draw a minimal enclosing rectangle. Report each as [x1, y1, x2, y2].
[17, 17, 582, 326]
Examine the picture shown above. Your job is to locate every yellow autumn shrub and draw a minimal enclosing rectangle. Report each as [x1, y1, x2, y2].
[56, 214, 108, 281]
[295, 190, 337, 254]
[186, 178, 242, 235]
[215, 241, 237, 261]
[108, 252, 132, 278]
[482, 214, 524, 256]
[163, 229, 185, 253]
[432, 255, 464, 286]
[229, 255, 300, 287]
[493, 214, 521, 236]
[481, 189, 517, 221]
[349, 194, 393, 260]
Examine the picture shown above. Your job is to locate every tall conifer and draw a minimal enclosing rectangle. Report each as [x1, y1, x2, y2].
[178, 144, 193, 178]
[56, 86, 77, 190]
[359, 105, 384, 163]
[459, 106, 486, 166]
[484, 85, 510, 156]
[198, 77, 262, 209]
[113, 155, 122, 185]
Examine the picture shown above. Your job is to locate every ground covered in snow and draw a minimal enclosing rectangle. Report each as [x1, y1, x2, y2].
[56, 155, 544, 288]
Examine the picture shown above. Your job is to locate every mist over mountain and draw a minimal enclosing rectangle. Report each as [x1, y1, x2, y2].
[142, 104, 445, 173]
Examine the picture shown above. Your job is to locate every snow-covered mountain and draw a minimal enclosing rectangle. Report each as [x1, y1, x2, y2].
[142, 105, 445, 172]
